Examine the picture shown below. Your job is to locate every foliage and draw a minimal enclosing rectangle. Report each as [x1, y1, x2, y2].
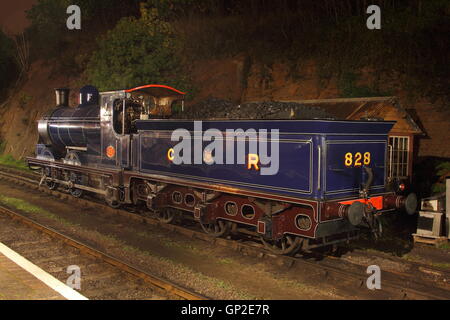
[25, 0, 70, 57]
[0, 139, 27, 171]
[432, 162, 450, 194]
[338, 72, 390, 98]
[86, 5, 191, 93]
[145, 0, 221, 19]
[21, 0, 450, 102]
[26, 0, 141, 60]
[174, 0, 449, 102]
[0, 195, 44, 214]
[0, 31, 18, 99]
[26, 0, 70, 29]
[0, 154, 28, 171]
[18, 93, 33, 109]
[437, 242, 450, 250]
[26, 0, 141, 31]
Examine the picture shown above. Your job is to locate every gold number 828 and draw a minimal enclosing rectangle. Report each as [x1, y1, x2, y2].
[344, 152, 371, 167]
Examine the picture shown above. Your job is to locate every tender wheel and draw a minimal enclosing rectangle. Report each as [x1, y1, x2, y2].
[70, 188, 83, 198]
[260, 235, 303, 255]
[200, 219, 231, 237]
[156, 207, 177, 224]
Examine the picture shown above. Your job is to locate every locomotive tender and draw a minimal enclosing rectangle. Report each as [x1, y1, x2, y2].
[27, 84, 417, 255]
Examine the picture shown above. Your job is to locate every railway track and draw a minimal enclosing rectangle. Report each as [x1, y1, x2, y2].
[0, 194, 207, 300]
[0, 166, 449, 300]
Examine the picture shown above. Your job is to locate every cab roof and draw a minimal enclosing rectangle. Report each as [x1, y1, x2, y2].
[125, 84, 186, 98]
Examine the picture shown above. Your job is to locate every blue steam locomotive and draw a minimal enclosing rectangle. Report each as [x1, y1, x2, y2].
[27, 84, 417, 255]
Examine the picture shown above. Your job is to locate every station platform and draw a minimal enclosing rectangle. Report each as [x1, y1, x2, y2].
[0, 242, 87, 300]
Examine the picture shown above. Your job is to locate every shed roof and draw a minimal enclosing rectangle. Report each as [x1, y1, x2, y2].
[277, 96, 423, 135]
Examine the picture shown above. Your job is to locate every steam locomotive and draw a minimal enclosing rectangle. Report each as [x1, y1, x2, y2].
[27, 85, 417, 255]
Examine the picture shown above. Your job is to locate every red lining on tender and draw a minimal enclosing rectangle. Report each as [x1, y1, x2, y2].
[125, 84, 186, 95]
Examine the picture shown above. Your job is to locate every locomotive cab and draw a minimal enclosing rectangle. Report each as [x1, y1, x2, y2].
[111, 85, 186, 135]
[112, 99, 142, 134]
[98, 85, 186, 169]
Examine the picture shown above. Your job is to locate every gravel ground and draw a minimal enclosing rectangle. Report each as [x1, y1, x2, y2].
[0, 215, 171, 300]
[341, 254, 410, 273]
[1, 178, 449, 300]
[0, 180, 342, 300]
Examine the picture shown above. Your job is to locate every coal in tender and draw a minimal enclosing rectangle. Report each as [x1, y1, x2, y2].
[175, 97, 335, 120]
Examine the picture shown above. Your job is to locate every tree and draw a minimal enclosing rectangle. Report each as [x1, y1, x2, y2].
[86, 5, 190, 92]
[0, 31, 18, 100]
[26, 0, 141, 59]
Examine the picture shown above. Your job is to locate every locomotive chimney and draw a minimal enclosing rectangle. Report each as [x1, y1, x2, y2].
[55, 88, 70, 107]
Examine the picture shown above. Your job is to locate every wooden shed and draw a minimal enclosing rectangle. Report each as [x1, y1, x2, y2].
[279, 96, 423, 182]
